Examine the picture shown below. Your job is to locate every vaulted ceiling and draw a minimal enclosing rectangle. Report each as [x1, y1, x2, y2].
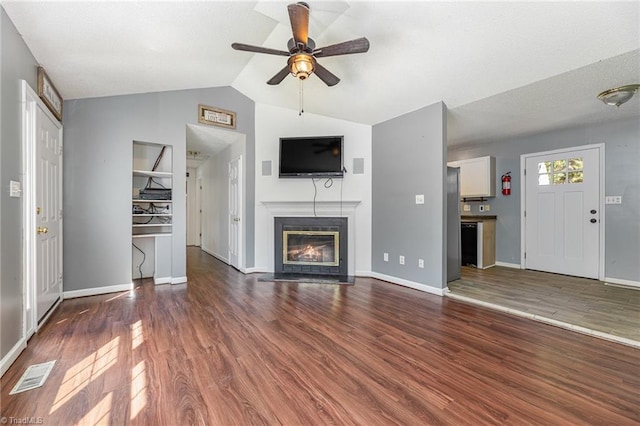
[3, 1, 639, 147]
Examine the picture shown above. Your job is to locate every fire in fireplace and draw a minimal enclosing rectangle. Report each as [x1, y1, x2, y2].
[284, 231, 339, 266]
[275, 217, 348, 277]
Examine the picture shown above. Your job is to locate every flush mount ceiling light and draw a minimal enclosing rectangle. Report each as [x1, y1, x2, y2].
[597, 84, 640, 107]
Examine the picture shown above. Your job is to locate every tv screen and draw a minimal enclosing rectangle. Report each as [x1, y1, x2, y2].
[279, 136, 344, 178]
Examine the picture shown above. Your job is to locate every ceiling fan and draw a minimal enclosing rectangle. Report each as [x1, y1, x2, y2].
[231, 2, 370, 87]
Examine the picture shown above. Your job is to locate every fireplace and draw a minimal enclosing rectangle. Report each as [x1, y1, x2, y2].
[275, 217, 348, 278]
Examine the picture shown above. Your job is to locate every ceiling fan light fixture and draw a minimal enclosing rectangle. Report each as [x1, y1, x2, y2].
[597, 84, 640, 107]
[288, 54, 315, 80]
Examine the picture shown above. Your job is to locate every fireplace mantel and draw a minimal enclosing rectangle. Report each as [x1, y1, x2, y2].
[261, 200, 361, 216]
[261, 200, 361, 275]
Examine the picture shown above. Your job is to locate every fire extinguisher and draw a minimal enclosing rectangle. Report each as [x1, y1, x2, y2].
[501, 172, 511, 196]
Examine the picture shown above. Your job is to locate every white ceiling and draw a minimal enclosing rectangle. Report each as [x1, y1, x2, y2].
[3, 1, 639, 147]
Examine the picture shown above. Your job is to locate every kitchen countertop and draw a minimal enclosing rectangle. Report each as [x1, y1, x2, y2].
[461, 215, 497, 221]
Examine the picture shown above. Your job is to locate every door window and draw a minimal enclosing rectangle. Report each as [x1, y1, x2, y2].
[537, 157, 583, 186]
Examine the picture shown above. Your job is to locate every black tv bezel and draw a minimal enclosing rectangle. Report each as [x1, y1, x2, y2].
[278, 135, 344, 178]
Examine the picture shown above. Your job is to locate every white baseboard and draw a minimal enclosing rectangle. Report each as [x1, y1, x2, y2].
[154, 277, 172, 285]
[369, 272, 446, 296]
[171, 276, 188, 284]
[244, 267, 269, 274]
[64, 283, 133, 299]
[1, 339, 27, 378]
[355, 270, 373, 277]
[202, 247, 229, 264]
[604, 277, 640, 290]
[495, 261, 522, 269]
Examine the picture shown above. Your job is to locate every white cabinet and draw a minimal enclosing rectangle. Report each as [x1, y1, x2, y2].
[448, 156, 496, 198]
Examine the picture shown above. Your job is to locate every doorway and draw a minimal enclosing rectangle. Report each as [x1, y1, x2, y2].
[186, 124, 246, 271]
[521, 144, 604, 279]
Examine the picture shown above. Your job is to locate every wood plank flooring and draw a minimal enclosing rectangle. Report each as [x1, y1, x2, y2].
[449, 266, 640, 345]
[1, 247, 639, 425]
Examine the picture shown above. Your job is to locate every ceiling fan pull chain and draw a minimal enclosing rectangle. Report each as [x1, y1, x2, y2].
[299, 79, 304, 116]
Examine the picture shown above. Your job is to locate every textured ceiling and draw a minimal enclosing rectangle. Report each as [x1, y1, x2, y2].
[3, 1, 639, 147]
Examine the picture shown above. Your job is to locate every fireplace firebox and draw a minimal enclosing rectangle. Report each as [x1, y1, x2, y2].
[275, 217, 348, 278]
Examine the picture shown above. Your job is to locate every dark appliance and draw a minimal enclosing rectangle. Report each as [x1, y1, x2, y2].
[461, 222, 478, 266]
[279, 136, 344, 178]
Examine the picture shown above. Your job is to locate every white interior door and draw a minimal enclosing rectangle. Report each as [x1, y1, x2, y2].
[228, 156, 242, 270]
[186, 168, 198, 246]
[524, 146, 600, 278]
[36, 105, 63, 321]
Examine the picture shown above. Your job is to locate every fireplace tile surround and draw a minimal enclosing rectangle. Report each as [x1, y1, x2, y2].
[260, 201, 361, 276]
[275, 216, 348, 278]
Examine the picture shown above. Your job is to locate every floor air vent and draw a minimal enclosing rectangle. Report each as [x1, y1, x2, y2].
[9, 360, 56, 395]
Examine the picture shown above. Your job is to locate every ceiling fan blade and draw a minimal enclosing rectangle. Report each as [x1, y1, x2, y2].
[313, 37, 370, 58]
[313, 62, 340, 87]
[267, 66, 292, 85]
[231, 43, 290, 57]
[288, 2, 309, 46]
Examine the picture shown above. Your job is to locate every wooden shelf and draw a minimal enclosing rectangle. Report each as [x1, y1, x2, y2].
[133, 170, 172, 178]
[132, 199, 172, 203]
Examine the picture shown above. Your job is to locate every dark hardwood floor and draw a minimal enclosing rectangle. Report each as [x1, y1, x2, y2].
[1, 247, 639, 425]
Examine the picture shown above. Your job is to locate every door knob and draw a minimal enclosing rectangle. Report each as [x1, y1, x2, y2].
[590, 209, 597, 214]
[590, 218, 597, 223]
[37, 226, 48, 234]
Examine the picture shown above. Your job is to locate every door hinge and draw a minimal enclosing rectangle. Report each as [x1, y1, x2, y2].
[524, 168, 526, 176]
[524, 252, 527, 259]
[59, 209, 63, 219]
[524, 210, 526, 218]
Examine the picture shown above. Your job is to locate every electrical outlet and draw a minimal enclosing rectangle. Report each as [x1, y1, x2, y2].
[418, 259, 424, 268]
[463, 204, 471, 212]
[399, 255, 405, 265]
[484, 204, 490, 212]
[605, 196, 622, 204]
[383, 252, 389, 262]
[415, 194, 425, 204]
[479, 205, 485, 212]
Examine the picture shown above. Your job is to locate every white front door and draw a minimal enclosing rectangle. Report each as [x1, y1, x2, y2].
[228, 156, 242, 270]
[524, 146, 601, 278]
[36, 105, 63, 321]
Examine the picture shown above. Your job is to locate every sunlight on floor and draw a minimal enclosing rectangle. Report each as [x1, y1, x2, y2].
[50, 337, 120, 414]
[130, 361, 148, 420]
[78, 391, 113, 425]
[131, 320, 144, 350]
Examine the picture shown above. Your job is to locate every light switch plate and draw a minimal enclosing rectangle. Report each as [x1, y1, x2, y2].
[605, 196, 622, 204]
[484, 204, 490, 212]
[399, 255, 405, 265]
[9, 180, 21, 198]
[415, 194, 424, 204]
[418, 259, 424, 268]
[383, 253, 389, 262]
[463, 204, 471, 212]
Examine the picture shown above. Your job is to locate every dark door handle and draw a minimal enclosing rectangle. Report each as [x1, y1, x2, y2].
[590, 209, 597, 214]
[590, 218, 597, 223]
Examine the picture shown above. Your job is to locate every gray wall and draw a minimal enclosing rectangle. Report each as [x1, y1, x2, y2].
[63, 87, 255, 292]
[449, 116, 640, 281]
[372, 102, 448, 289]
[0, 7, 38, 359]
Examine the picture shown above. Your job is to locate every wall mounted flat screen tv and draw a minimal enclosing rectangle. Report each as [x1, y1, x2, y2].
[279, 136, 344, 178]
